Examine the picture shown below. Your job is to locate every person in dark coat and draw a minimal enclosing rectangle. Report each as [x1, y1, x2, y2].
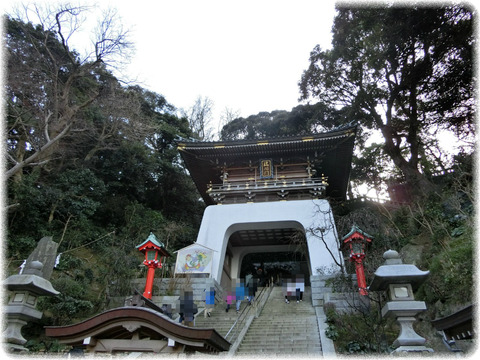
[246, 271, 258, 304]
[295, 274, 305, 303]
[256, 267, 266, 287]
[179, 290, 197, 326]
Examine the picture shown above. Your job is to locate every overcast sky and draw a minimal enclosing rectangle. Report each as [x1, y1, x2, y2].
[115, 1, 337, 124]
[2, 0, 337, 134]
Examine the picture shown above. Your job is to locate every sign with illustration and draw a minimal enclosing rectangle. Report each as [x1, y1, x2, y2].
[174, 244, 214, 274]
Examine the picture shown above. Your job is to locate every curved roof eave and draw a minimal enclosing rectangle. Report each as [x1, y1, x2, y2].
[45, 307, 230, 352]
[177, 123, 357, 149]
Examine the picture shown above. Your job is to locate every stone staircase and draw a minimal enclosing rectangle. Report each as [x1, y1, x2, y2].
[194, 294, 251, 337]
[194, 286, 322, 356]
[235, 286, 322, 356]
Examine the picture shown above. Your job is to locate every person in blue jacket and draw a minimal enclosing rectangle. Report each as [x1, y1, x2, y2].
[235, 278, 246, 313]
[204, 285, 215, 317]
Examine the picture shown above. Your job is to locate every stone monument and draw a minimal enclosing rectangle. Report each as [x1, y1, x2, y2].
[23, 236, 59, 280]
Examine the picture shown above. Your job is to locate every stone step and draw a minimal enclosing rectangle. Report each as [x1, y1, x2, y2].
[251, 318, 318, 322]
[235, 285, 322, 356]
[241, 327, 319, 333]
[192, 285, 323, 356]
[243, 328, 319, 333]
[241, 343, 321, 348]
[239, 344, 322, 348]
[238, 350, 322, 355]
[245, 326, 318, 333]
[193, 296, 260, 337]
[238, 344, 322, 353]
[242, 335, 320, 340]
[240, 337, 322, 344]
[238, 347, 322, 352]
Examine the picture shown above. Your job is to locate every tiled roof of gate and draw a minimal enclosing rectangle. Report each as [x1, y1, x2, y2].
[177, 124, 357, 205]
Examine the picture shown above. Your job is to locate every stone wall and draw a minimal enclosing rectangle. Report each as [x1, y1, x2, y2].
[130, 276, 223, 311]
[310, 274, 361, 313]
[127, 274, 361, 315]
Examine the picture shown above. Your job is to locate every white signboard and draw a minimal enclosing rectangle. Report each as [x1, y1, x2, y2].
[175, 244, 213, 274]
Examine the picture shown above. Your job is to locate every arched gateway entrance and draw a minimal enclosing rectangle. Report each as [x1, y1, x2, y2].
[194, 199, 343, 288]
[232, 226, 309, 285]
[239, 251, 309, 284]
[176, 125, 357, 289]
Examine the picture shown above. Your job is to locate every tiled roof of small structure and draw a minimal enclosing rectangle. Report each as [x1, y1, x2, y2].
[45, 306, 230, 353]
[136, 232, 165, 249]
[177, 124, 357, 205]
[342, 225, 374, 242]
[432, 304, 473, 339]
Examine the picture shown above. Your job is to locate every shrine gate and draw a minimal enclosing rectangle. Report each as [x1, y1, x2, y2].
[177, 124, 357, 289]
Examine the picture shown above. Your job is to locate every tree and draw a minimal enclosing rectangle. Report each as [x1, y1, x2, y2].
[181, 96, 215, 140]
[4, 4, 205, 322]
[5, 4, 133, 181]
[79, 84, 174, 163]
[299, 5, 475, 196]
[349, 143, 398, 200]
[218, 107, 241, 135]
[219, 103, 343, 140]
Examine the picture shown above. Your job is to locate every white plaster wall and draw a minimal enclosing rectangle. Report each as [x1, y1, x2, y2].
[195, 199, 344, 283]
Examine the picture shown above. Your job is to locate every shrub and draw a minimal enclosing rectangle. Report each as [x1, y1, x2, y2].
[323, 302, 396, 354]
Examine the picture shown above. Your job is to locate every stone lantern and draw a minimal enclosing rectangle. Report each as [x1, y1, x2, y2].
[136, 232, 170, 299]
[4, 260, 59, 351]
[369, 249, 433, 353]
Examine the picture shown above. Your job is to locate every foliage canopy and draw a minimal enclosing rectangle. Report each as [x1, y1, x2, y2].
[5, 6, 204, 325]
[299, 4, 475, 196]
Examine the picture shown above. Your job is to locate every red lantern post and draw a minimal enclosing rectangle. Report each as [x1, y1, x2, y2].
[136, 232, 170, 299]
[342, 225, 373, 296]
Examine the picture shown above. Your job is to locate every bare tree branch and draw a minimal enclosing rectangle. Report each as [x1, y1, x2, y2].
[6, 122, 72, 179]
[5, 3, 133, 180]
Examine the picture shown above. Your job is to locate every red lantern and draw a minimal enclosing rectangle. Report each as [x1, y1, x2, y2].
[342, 225, 373, 296]
[136, 233, 170, 299]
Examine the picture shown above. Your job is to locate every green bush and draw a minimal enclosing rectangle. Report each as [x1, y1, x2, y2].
[323, 302, 396, 354]
[325, 324, 339, 341]
[38, 275, 94, 325]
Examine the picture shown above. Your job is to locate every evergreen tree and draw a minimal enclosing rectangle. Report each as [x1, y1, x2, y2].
[299, 4, 475, 196]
